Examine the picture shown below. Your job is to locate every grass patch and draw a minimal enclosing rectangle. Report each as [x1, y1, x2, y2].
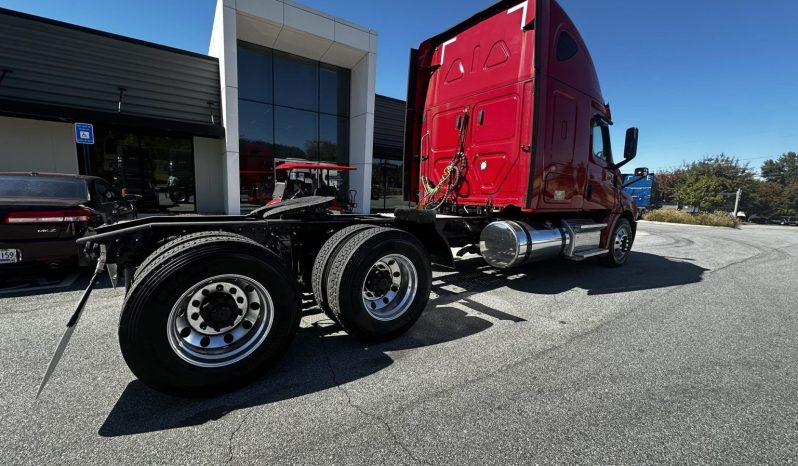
[643, 209, 739, 228]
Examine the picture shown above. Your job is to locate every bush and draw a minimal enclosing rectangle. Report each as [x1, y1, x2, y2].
[643, 209, 739, 228]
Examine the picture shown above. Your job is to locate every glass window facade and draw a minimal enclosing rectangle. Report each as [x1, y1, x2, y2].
[238, 41, 350, 211]
[371, 158, 408, 211]
[79, 126, 196, 213]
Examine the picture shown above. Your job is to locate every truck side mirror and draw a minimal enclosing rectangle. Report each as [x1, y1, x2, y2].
[634, 167, 649, 177]
[623, 127, 639, 160]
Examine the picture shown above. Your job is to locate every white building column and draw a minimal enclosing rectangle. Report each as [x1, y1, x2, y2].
[349, 49, 377, 213]
[211, 0, 377, 215]
[209, 0, 241, 215]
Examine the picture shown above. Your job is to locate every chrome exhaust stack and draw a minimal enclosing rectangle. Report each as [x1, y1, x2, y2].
[479, 220, 607, 269]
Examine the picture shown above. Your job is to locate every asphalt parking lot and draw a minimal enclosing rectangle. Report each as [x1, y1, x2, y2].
[1, 222, 796, 465]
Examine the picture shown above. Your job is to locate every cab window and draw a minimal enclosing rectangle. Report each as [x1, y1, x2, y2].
[556, 31, 579, 61]
[591, 123, 612, 162]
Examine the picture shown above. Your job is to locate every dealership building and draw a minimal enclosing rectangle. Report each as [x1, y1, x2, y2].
[0, 1, 406, 214]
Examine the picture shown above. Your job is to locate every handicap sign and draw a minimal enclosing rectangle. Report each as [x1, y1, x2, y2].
[74, 123, 94, 144]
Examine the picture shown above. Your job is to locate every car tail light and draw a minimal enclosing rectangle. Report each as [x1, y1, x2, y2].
[4, 209, 91, 224]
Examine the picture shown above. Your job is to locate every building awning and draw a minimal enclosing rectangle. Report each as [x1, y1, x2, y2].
[0, 8, 224, 138]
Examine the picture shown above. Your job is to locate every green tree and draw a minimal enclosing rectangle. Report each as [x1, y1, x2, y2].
[750, 181, 784, 217]
[653, 168, 686, 204]
[686, 154, 756, 190]
[669, 154, 756, 211]
[760, 152, 798, 186]
[783, 182, 798, 215]
[674, 172, 724, 210]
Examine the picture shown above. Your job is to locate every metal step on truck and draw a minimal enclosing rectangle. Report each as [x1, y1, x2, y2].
[39, 0, 648, 397]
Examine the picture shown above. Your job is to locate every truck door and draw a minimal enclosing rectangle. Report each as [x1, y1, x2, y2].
[583, 118, 618, 211]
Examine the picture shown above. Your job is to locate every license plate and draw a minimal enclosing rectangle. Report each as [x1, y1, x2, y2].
[0, 249, 19, 264]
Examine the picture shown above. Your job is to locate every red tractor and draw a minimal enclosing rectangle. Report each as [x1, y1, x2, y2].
[41, 0, 648, 398]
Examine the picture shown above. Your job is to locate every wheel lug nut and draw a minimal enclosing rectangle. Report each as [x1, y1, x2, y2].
[200, 323, 207, 330]
[236, 297, 244, 304]
[216, 285, 224, 291]
[180, 328, 191, 338]
[191, 312, 200, 321]
[229, 288, 236, 294]
[201, 289, 209, 296]
[191, 300, 200, 307]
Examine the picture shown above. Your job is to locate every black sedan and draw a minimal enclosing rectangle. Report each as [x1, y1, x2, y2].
[0, 173, 137, 272]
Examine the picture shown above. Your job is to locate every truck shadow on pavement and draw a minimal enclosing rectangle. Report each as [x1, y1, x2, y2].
[99, 251, 706, 437]
[0, 268, 113, 298]
[446, 250, 708, 296]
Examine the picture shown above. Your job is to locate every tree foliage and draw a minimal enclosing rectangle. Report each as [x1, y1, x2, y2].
[783, 182, 798, 215]
[673, 172, 724, 210]
[656, 154, 755, 211]
[756, 152, 798, 215]
[655, 152, 798, 216]
[761, 152, 798, 186]
[751, 182, 784, 216]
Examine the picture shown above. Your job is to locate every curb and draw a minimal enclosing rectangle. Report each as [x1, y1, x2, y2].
[637, 220, 737, 229]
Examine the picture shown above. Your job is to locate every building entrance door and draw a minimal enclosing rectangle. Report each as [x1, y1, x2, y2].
[81, 126, 195, 213]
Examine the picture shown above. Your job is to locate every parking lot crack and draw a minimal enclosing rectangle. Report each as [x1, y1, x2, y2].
[224, 409, 253, 465]
[319, 333, 431, 466]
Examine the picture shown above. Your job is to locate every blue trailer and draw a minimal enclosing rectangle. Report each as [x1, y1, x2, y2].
[622, 173, 656, 219]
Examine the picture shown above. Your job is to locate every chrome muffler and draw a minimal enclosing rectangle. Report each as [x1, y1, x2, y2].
[479, 220, 606, 269]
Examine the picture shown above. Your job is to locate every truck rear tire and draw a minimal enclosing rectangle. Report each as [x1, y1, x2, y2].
[603, 218, 634, 267]
[326, 228, 431, 341]
[311, 224, 376, 322]
[119, 234, 300, 397]
[133, 230, 245, 283]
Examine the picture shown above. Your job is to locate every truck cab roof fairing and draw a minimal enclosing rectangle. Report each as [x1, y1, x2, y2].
[543, 0, 604, 105]
[414, 0, 601, 103]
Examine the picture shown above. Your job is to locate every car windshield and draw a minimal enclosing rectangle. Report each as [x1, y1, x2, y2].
[0, 176, 89, 200]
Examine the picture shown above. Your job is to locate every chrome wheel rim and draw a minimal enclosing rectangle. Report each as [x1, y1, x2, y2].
[612, 224, 632, 262]
[167, 274, 273, 368]
[361, 254, 418, 321]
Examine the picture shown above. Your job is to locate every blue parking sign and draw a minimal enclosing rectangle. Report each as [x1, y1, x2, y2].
[74, 123, 94, 144]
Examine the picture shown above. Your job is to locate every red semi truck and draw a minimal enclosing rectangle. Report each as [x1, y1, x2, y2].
[39, 0, 646, 397]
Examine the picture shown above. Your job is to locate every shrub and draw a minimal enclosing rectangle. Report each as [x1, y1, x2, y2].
[643, 209, 739, 228]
